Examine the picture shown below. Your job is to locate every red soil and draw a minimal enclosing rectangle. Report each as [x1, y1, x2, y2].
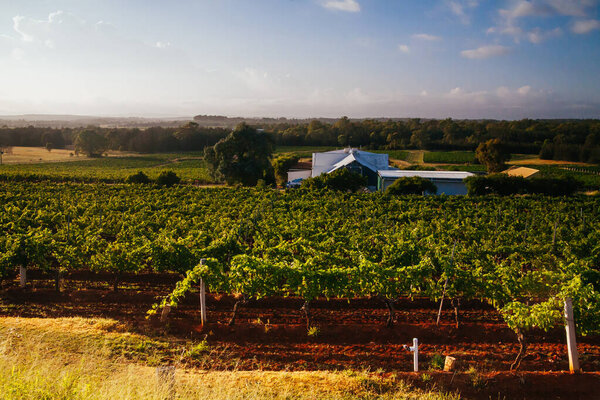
[2, 271, 599, 400]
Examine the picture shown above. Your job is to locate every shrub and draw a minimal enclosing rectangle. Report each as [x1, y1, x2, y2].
[272, 154, 300, 186]
[401, 164, 436, 171]
[428, 353, 446, 371]
[126, 171, 151, 184]
[386, 176, 437, 195]
[465, 174, 581, 196]
[157, 171, 181, 187]
[301, 168, 367, 192]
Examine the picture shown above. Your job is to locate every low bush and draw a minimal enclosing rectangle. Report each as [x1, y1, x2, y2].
[386, 176, 437, 195]
[301, 168, 367, 192]
[465, 174, 581, 196]
[157, 171, 181, 187]
[126, 171, 151, 184]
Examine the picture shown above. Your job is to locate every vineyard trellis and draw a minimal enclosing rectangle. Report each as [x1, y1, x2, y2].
[1, 182, 600, 370]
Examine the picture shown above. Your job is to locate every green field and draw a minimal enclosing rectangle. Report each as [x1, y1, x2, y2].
[423, 151, 476, 164]
[0, 153, 214, 184]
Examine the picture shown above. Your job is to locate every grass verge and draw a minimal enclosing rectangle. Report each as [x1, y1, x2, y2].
[0, 316, 459, 400]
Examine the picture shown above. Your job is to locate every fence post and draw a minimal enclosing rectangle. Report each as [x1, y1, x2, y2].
[19, 266, 27, 288]
[199, 258, 207, 325]
[564, 298, 580, 373]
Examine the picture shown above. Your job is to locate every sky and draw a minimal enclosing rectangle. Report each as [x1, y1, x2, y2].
[0, 0, 599, 119]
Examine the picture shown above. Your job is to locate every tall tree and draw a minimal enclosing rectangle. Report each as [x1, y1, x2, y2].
[204, 123, 274, 186]
[74, 129, 108, 157]
[475, 138, 508, 173]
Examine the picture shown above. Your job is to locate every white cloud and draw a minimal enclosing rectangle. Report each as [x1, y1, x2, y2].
[412, 33, 442, 41]
[490, 1, 597, 43]
[321, 0, 361, 12]
[398, 44, 410, 53]
[13, 16, 34, 42]
[155, 41, 171, 48]
[447, 0, 479, 24]
[572, 19, 600, 34]
[527, 27, 562, 43]
[518, 85, 532, 95]
[500, 0, 593, 19]
[461, 45, 510, 59]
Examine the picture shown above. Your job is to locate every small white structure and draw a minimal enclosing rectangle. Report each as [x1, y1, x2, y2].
[377, 170, 475, 195]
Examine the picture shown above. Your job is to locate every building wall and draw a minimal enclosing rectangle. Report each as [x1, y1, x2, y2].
[287, 169, 312, 182]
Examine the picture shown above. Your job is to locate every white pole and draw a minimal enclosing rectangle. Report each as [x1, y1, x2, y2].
[19, 266, 27, 288]
[564, 298, 580, 373]
[410, 338, 419, 372]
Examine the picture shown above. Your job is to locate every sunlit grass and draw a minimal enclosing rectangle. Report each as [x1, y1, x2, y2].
[0, 316, 460, 400]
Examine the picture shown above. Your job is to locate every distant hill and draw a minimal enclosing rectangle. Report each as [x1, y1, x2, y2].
[0, 114, 193, 128]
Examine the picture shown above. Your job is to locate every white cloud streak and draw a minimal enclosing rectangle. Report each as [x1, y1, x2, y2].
[321, 0, 360, 12]
[461, 45, 511, 59]
[572, 19, 600, 34]
[412, 33, 442, 41]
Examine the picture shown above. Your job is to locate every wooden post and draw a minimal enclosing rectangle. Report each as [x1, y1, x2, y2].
[200, 279, 207, 325]
[19, 266, 27, 288]
[160, 304, 171, 323]
[199, 258, 207, 325]
[564, 298, 580, 373]
[436, 242, 456, 326]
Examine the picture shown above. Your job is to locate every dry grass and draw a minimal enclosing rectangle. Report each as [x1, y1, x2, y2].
[0, 146, 138, 165]
[0, 316, 460, 400]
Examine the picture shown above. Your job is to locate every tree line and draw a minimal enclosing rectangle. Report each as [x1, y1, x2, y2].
[1, 118, 600, 162]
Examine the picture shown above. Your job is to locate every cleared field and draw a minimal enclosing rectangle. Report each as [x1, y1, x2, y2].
[0, 146, 88, 164]
[0, 152, 213, 183]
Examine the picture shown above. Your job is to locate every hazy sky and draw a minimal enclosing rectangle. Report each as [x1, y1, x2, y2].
[0, 0, 599, 119]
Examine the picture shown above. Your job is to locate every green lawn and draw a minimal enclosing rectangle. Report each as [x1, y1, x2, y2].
[423, 151, 476, 164]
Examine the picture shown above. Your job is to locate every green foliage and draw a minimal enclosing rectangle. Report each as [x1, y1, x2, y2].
[423, 151, 476, 164]
[1, 181, 600, 344]
[74, 129, 108, 157]
[301, 168, 367, 192]
[272, 154, 301, 186]
[385, 176, 437, 195]
[475, 139, 508, 173]
[156, 171, 181, 187]
[428, 353, 445, 371]
[465, 174, 581, 196]
[401, 164, 436, 171]
[204, 123, 274, 186]
[126, 171, 151, 184]
[307, 326, 320, 337]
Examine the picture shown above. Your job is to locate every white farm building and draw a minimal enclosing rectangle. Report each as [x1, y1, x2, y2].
[286, 148, 475, 195]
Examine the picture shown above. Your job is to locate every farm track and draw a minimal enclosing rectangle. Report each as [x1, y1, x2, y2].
[2, 273, 599, 375]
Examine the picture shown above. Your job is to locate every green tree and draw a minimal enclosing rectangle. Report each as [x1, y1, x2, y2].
[74, 129, 108, 157]
[386, 176, 437, 195]
[272, 154, 300, 186]
[301, 168, 367, 192]
[204, 123, 274, 186]
[475, 139, 508, 173]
